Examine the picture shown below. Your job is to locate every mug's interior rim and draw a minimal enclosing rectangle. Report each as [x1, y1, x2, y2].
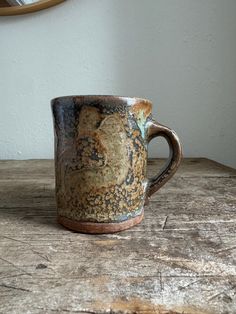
[51, 95, 152, 105]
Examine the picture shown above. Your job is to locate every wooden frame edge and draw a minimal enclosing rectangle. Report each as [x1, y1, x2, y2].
[0, 0, 65, 16]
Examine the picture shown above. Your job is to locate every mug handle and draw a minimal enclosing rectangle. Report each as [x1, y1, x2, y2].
[145, 119, 182, 200]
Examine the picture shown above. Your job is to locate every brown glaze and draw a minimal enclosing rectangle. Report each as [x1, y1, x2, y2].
[131, 100, 152, 117]
[146, 121, 183, 199]
[51, 95, 182, 233]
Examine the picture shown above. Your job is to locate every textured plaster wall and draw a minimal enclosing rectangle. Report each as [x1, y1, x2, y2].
[0, 0, 236, 168]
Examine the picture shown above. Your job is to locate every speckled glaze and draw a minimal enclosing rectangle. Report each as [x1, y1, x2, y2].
[51, 96, 182, 233]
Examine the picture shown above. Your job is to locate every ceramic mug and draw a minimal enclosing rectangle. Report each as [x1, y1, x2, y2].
[51, 95, 182, 233]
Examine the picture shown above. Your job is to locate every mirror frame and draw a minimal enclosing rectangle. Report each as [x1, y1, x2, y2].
[0, 0, 65, 15]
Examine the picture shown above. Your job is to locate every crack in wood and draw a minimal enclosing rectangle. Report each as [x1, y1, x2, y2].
[35, 308, 96, 313]
[1, 234, 52, 263]
[0, 283, 31, 292]
[217, 246, 236, 253]
[0, 235, 29, 245]
[0, 257, 31, 276]
[162, 216, 169, 230]
[178, 279, 202, 290]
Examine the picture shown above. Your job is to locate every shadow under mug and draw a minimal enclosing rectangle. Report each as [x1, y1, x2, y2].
[51, 95, 182, 233]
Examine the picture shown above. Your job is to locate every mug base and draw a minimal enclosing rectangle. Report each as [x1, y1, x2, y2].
[57, 210, 144, 234]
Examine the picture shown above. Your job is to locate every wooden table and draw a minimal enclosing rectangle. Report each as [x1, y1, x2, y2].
[0, 158, 235, 314]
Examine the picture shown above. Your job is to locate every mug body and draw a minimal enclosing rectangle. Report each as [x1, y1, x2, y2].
[51, 95, 152, 233]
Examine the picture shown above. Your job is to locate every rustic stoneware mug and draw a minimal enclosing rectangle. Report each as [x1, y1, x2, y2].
[51, 95, 182, 233]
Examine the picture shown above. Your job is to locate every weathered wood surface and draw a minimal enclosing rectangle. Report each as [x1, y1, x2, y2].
[0, 158, 235, 314]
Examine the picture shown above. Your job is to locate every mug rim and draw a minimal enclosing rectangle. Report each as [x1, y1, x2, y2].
[51, 95, 152, 105]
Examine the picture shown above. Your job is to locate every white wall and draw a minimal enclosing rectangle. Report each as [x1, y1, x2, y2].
[0, 0, 236, 168]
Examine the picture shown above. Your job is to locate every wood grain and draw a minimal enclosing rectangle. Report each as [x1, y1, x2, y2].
[0, 158, 235, 314]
